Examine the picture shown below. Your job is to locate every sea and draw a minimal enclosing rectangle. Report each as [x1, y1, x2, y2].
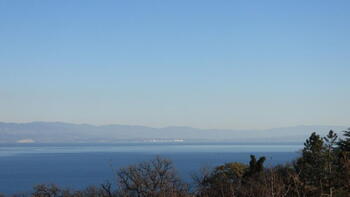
[0, 143, 302, 195]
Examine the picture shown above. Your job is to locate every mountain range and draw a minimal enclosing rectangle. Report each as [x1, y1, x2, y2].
[0, 122, 347, 143]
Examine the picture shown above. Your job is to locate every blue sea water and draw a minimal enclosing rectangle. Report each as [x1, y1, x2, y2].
[0, 143, 302, 195]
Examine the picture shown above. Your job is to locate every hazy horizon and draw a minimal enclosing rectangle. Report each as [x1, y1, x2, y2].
[0, 120, 348, 131]
[0, 121, 347, 144]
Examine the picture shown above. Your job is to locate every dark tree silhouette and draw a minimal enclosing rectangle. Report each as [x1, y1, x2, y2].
[338, 128, 350, 151]
[116, 156, 188, 197]
[243, 155, 266, 178]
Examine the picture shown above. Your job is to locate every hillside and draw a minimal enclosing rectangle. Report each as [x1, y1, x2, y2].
[0, 122, 347, 143]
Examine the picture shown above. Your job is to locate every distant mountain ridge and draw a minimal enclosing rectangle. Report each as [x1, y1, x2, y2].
[0, 122, 347, 143]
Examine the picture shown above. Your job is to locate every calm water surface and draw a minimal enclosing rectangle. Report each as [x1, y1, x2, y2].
[0, 143, 302, 195]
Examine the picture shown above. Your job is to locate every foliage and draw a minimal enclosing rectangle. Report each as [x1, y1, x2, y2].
[194, 162, 247, 197]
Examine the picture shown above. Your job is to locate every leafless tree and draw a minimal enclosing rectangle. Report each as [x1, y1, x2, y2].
[116, 156, 189, 197]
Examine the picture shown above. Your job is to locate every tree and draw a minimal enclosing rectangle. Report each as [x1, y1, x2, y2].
[194, 162, 247, 197]
[116, 156, 188, 197]
[243, 155, 266, 178]
[296, 132, 327, 196]
[338, 128, 350, 152]
[323, 130, 338, 196]
[336, 128, 350, 194]
[32, 184, 60, 197]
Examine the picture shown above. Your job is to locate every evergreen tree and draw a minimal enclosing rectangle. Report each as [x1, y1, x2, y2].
[296, 132, 326, 195]
[337, 128, 350, 193]
[338, 128, 350, 151]
[323, 130, 338, 196]
[244, 155, 266, 178]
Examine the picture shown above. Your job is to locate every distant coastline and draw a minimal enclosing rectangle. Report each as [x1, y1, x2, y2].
[0, 121, 347, 144]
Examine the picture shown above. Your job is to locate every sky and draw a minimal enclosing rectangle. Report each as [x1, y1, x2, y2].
[0, 0, 349, 130]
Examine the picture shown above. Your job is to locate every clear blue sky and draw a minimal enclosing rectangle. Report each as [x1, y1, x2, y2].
[0, 0, 349, 129]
